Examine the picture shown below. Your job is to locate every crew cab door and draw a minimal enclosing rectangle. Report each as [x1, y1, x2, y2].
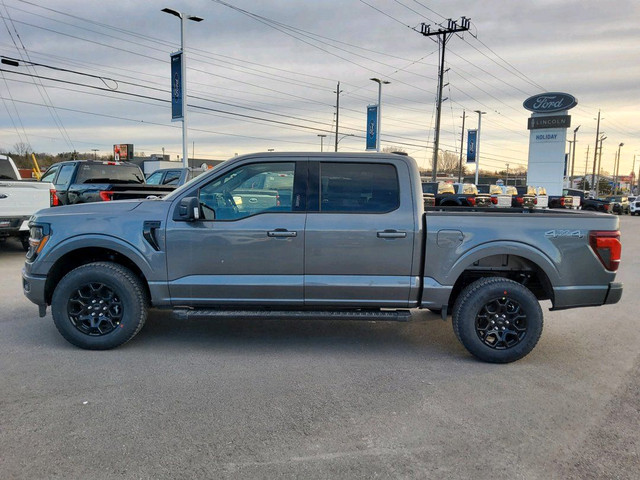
[165, 159, 307, 306]
[304, 160, 417, 307]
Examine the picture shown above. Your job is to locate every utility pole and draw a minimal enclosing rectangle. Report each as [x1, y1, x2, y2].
[419, 17, 470, 180]
[595, 135, 607, 197]
[457, 110, 466, 183]
[583, 144, 590, 190]
[505, 163, 509, 186]
[591, 110, 601, 191]
[334, 82, 340, 152]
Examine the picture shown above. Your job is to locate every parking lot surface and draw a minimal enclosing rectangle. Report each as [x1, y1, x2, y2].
[1, 217, 639, 479]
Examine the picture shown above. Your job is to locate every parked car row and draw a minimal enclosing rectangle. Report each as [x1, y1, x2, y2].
[422, 180, 575, 210]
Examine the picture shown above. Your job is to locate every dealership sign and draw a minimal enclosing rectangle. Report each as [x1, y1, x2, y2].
[523, 92, 577, 113]
[527, 115, 571, 130]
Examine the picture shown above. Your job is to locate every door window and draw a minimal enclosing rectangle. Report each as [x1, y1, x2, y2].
[55, 164, 76, 187]
[198, 162, 296, 220]
[319, 162, 399, 213]
[40, 165, 60, 183]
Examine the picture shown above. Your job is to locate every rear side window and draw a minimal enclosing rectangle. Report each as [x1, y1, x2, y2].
[320, 162, 399, 213]
[55, 164, 76, 187]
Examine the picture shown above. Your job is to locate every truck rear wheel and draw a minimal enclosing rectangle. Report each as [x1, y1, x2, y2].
[51, 262, 148, 350]
[452, 277, 543, 363]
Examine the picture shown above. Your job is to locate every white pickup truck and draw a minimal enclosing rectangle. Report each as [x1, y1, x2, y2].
[0, 155, 54, 250]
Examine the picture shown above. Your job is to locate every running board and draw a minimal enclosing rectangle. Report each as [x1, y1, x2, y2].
[174, 308, 412, 322]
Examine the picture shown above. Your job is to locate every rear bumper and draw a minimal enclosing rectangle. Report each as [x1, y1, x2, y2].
[604, 282, 623, 305]
[551, 282, 623, 310]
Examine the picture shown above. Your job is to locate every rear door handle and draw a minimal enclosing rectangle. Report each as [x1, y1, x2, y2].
[377, 230, 407, 239]
[268, 229, 297, 238]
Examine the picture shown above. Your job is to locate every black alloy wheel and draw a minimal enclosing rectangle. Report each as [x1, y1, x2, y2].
[474, 296, 527, 349]
[67, 282, 123, 336]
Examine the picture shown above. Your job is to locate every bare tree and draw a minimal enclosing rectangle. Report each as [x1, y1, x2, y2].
[382, 146, 406, 154]
[437, 150, 465, 175]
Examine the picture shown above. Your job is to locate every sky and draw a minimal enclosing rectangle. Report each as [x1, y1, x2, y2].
[0, 0, 639, 177]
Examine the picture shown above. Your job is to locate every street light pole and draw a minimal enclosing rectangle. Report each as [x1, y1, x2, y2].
[570, 125, 580, 184]
[613, 142, 624, 194]
[91, 149, 98, 160]
[162, 8, 202, 168]
[474, 110, 486, 185]
[370, 78, 390, 152]
[317, 134, 327, 152]
[505, 163, 509, 186]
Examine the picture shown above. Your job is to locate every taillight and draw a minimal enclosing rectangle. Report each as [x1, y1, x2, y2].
[604, 204, 610, 212]
[589, 231, 621, 271]
[534, 198, 538, 205]
[99, 190, 114, 201]
[560, 198, 566, 207]
[276, 193, 280, 207]
[50, 189, 60, 206]
[467, 196, 476, 206]
[516, 197, 524, 204]
[491, 196, 498, 204]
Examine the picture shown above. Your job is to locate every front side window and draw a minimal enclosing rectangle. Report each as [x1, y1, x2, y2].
[146, 171, 163, 184]
[198, 162, 295, 220]
[319, 162, 399, 213]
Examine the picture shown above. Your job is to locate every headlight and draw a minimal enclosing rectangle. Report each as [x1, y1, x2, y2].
[26, 223, 50, 261]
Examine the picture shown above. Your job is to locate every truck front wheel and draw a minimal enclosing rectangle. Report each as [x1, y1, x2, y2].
[452, 277, 543, 363]
[51, 262, 148, 350]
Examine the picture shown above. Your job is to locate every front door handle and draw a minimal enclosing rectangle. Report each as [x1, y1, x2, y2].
[268, 229, 297, 238]
[377, 229, 407, 239]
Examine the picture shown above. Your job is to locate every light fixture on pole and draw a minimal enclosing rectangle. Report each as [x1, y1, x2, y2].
[162, 7, 203, 168]
[370, 78, 390, 152]
[91, 149, 98, 160]
[473, 110, 486, 185]
[317, 134, 327, 152]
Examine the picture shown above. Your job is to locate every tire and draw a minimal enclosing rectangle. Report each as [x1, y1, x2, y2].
[452, 277, 543, 363]
[20, 233, 29, 252]
[51, 262, 148, 350]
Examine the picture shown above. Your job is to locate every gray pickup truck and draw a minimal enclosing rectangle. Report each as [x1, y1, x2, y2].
[22, 152, 623, 363]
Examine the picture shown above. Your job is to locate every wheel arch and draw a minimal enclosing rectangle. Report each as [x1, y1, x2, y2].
[43, 236, 154, 306]
[444, 242, 558, 311]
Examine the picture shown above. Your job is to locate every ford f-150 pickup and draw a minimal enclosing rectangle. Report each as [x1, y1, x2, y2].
[22, 152, 623, 363]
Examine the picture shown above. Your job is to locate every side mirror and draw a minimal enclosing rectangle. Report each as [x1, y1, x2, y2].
[175, 196, 201, 222]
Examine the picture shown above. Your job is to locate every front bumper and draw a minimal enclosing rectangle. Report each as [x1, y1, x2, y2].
[22, 267, 48, 316]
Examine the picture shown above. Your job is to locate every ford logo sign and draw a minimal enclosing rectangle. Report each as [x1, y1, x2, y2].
[523, 92, 577, 113]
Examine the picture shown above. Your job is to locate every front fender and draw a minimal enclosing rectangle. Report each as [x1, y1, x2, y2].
[32, 233, 164, 282]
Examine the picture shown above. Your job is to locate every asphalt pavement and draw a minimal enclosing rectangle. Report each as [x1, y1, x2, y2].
[1, 217, 638, 480]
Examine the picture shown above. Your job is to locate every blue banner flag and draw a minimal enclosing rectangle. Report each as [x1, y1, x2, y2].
[467, 129, 477, 163]
[366, 105, 378, 151]
[171, 52, 183, 121]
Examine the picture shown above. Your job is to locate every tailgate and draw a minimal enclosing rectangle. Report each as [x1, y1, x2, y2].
[0, 181, 53, 217]
[110, 185, 175, 200]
